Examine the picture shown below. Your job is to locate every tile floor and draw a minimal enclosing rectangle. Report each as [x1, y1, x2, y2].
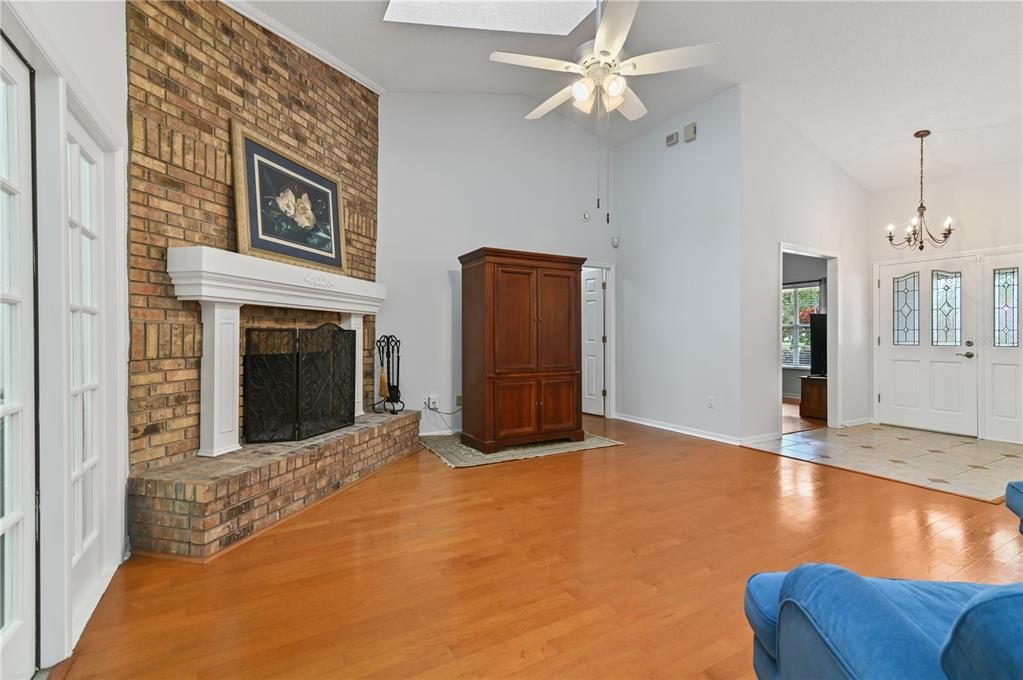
[746, 424, 1023, 502]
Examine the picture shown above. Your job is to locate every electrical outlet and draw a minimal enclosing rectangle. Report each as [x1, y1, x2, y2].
[706, 395, 717, 409]
[427, 395, 439, 410]
[455, 395, 463, 406]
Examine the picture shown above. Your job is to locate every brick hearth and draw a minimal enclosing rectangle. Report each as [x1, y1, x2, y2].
[128, 411, 420, 558]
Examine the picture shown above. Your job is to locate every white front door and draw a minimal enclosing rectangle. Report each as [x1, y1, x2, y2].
[1, 38, 37, 680]
[581, 267, 605, 416]
[982, 251, 1022, 443]
[879, 255, 979, 436]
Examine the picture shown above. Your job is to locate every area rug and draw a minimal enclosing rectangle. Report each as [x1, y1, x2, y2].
[421, 433, 623, 468]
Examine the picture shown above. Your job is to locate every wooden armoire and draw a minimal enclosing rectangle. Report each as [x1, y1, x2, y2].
[459, 248, 586, 453]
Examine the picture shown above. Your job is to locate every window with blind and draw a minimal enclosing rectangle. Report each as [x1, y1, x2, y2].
[781, 284, 821, 367]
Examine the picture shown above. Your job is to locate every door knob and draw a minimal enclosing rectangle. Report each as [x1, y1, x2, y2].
[956, 351, 975, 359]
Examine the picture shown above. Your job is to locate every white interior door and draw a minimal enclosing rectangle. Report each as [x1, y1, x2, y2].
[581, 267, 605, 416]
[982, 250, 1022, 443]
[1, 39, 37, 680]
[879, 255, 979, 436]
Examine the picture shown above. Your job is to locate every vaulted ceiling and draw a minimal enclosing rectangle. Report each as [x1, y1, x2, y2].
[244, 1, 1021, 192]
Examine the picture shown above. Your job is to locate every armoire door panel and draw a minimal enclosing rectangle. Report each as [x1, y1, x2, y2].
[494, 266, 537, 374]
[540, 376, 578, 433]
[538, 269, 578, 371]
[494, 378, 539, 439]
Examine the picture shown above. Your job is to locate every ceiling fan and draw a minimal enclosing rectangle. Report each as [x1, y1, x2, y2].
[490, 0, 718, 121]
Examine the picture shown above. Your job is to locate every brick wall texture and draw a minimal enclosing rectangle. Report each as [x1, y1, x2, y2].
[127, 0, 379, 472]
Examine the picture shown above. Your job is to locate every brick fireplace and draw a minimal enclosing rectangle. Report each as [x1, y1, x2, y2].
[125, 1, 423, 559]
[127, 247, 421, 558]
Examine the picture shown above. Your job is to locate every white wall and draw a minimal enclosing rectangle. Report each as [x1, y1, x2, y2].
[9, 1, 127, 146]
[377, 94, 617, 434]
[613, 87, 744, 441]
[739, 88, 872, 439]
[783, 253, 828, 284]
[867, 160, 1022, 262]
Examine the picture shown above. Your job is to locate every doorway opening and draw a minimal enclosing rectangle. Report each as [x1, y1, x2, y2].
[779, 247, 839, 435]
[581, 264, 615, 418]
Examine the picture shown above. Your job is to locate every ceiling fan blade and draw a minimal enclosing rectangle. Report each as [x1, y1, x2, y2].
[526, 86, 574, 120]
[617, 88, 647, 121]
[594, 1, 639, 60]
[490, 51, 582, 74]
[619, 43, 719, 76]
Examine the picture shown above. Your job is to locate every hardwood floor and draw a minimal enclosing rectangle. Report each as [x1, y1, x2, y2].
[58, 416, 1023, 679]
[781, 399, 825, 435]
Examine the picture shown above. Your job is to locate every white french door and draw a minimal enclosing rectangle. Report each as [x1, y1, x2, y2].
[581, 267, 605, 416]
[1, 38, 37, 680]
[878, 249, 1023, 442]
[64, 113, 110, 640]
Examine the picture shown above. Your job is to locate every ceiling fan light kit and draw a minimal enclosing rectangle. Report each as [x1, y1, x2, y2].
[886, 129, 955, 251]
[489, 0, 719, 122]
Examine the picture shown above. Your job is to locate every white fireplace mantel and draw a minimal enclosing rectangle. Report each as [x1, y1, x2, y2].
[166, 246, 386, 457]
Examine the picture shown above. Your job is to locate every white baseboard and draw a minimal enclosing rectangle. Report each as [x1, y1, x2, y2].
[419, 428, 456, 437]
[841, 418, 872, 427]
[782, 393, 801, 400]
[740, 432, 782, 446]
[615, 413, 741, 446]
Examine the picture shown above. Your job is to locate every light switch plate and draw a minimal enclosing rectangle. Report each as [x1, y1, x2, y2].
[684, 122, 697, 142]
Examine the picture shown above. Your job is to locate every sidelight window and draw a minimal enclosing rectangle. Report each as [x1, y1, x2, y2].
[994, 267, 1019, 348]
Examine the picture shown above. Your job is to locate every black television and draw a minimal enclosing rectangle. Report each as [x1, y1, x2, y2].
[810, 313, 827, 376]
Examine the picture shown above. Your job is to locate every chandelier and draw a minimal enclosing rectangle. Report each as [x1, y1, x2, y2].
[886, 130, 954, 251]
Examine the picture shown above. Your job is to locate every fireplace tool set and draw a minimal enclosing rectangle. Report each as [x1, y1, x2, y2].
[373, 335, 405, 414]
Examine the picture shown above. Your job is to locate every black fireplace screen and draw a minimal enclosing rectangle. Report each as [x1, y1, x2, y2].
[243, 324, 355, 443]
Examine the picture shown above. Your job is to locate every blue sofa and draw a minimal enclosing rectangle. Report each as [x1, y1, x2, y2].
[1007, 481, 1023, 532]
[744, 563, 1023, 679]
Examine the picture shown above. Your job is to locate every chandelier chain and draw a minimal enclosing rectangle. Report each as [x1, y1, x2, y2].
[919, 134, 925, 207]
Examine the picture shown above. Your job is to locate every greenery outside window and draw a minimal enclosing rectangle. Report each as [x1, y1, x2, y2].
[782, 284, 821, 368]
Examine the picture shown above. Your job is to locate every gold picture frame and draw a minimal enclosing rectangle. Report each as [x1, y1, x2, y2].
[231, 120, 347, 274]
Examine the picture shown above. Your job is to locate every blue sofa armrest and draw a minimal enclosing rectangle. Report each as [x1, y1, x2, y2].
[777, 564, 945, 679]
[941, 585, 1023, 680]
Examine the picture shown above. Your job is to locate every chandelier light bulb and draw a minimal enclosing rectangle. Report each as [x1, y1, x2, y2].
[572, 77, 595, 102]
[906, 224, 913, 234]
[887, 224, 894, 233]
[944, 216, 953, 227]
[911, 215, 919, 226]
[603, 74, 627, 98]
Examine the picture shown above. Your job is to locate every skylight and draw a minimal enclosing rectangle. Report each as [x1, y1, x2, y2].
[383, 0, 595, 36]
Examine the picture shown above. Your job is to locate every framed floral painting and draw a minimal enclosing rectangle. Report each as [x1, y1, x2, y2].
[231, 121, 346, 273]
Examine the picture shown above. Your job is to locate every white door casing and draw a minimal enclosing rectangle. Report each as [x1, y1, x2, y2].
[0, 37, 37, 680]
[879, 255, 979, 436]
[581, 266, 605, 416]
[981, 251, 1022, 444]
